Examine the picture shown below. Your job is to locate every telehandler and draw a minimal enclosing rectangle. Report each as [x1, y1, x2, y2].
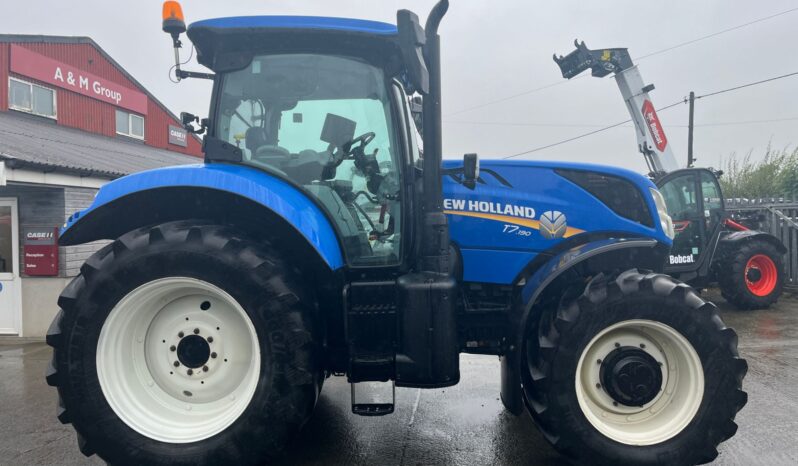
[555, 40, 786, 309]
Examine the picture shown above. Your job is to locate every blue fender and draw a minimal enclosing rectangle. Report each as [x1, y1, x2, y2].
[499, 237, 663, 414]
[61, 163, 345, 270]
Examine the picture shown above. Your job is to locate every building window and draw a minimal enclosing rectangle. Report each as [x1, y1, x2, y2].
[116, 109, 145, 139]
[8, 77, 57, 119]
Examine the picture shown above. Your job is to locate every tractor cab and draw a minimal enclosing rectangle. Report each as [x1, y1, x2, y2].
[657, 167, 725, 278]
[184, 17, 425, 267]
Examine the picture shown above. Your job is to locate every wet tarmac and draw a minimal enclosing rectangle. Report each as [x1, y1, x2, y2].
[1, 289, 796, 466]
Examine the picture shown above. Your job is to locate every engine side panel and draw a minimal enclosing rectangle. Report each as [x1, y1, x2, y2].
[443, 159, 670, 284]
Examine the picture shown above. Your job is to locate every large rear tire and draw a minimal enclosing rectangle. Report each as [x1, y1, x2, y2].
[524, 270, 747, 465]
[45, 221, 320, 465]
[718, 239, 784, 309]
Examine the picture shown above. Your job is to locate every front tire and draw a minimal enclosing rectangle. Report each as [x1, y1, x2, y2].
[46, 221, 319, 465]
[524, 270, 747, 465]
[719, 240, 784, 309]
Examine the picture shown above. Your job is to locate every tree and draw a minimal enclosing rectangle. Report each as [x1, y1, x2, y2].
[719, 145, 797, 200]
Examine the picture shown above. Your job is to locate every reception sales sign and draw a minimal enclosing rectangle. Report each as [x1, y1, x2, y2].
[10, 45, 148, 115]
[23, 227, 59, 276]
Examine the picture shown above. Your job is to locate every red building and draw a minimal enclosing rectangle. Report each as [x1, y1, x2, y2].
[0, 35, 203, 338]
[0, 35, 202, 155]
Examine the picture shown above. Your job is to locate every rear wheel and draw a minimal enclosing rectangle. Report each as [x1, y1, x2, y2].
[46, 221, 320, 465]
[524, 270, 747, 465]
[719, 240, 784, 309]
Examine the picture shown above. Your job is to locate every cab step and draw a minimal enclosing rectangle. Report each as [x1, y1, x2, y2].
[351, 381, 395, 416]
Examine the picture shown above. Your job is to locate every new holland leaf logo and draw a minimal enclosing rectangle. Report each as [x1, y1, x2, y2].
[540, 211, 567, 239]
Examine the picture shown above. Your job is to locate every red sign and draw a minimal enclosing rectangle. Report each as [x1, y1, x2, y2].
[10, 45, 148, 115]
[23, 227, 59, 276]
[641, 100, 667, 152]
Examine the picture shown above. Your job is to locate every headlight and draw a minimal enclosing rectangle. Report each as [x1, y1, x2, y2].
[649, 187, 674, 239]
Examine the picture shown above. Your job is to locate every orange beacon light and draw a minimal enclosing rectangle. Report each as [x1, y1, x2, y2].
[162, 1, 186, 37]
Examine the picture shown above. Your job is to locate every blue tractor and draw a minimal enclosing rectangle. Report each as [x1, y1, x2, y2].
[46, 2, 747, 465]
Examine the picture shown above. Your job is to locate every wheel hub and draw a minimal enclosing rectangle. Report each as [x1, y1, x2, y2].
[746, 267, 762, 283]
[600, 347, 663, 406]
[176, 334, 211, 369]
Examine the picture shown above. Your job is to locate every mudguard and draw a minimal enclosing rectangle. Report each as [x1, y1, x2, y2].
[500, 237, 662, 414]
[720, 230, 787, 254]
[60, 163, 345, 270]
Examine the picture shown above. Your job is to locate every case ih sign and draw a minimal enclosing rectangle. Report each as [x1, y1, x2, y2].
[10, 45, 148, 115]
[22, 226, 59, 276]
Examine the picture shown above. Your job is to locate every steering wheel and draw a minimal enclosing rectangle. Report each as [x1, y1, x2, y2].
[343, 132, 376, 156]
[321, 132, 376, 181]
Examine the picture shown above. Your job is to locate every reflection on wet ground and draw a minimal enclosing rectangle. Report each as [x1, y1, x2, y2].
[1, 289, 796, 465]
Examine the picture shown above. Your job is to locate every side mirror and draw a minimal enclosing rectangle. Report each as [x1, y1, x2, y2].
[463, 153, 479, 189]
[181, 111, 197, 127]
[397, 10, 429, 94]
[181, 112, 208, 134]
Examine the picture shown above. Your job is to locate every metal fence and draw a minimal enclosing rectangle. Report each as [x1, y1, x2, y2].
[726, 199, 798, 287]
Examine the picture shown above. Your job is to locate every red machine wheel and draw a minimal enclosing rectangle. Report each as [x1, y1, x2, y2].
[744, 254, 778, 297]
[719, 240, 784, 309]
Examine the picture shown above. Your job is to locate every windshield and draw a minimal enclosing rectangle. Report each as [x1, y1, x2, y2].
[216, 54, 403, 266]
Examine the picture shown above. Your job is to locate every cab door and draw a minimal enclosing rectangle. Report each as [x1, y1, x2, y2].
[699, 170, 725, 239]
[658, 171, 707, 269]
[0, 198, 21, 335]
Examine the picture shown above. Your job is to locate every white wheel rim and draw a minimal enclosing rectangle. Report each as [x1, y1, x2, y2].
[575, 319, 704, 446]
[97, 277, 261, 443]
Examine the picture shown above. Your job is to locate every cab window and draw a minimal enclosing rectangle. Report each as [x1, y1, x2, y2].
[217, 54, 402, 266]
[660, 173, 702, 262]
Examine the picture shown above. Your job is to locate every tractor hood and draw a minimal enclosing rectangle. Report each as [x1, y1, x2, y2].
[442, 159, 671, 284]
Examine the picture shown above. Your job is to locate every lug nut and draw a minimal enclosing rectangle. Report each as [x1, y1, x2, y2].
[614, 342, 621, 348]
[207, 337, 214, 343]
[173, 361, 180, 367]
[596, 359, 602, 364]
[187, 369, 193, 376]
[203, 366, 209, 372]
[211, 352, 218, 359]
[595, 383, 601, 389]
[194, 328, 200, 335]
[640, 343, 646, 349]
[178, 331, 184, 338]
[170, 345, 176, 352]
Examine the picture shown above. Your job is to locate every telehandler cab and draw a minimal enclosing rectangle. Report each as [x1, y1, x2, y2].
[554, 40, 787, 309]
[46, 3, 746, 465]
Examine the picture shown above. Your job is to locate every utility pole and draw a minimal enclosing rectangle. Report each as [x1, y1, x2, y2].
[687, 91, 695, 167]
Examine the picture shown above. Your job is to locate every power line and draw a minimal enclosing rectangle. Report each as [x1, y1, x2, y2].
[695, 71, 798, 99]
[448, 116, 798, 129]
[502, 101, 683, 159]
[444, 77, 585, 118]
[501, 70, 798, 159]
[635, 7, 798, 60]
[445, 7, 798, 117]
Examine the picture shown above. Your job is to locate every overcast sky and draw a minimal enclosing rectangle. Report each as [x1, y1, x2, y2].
[2, 0, 797, 173]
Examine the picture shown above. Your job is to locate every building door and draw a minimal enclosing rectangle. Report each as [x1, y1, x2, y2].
[0, 198, 21, 335]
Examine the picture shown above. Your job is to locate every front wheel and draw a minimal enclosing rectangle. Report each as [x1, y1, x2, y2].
[524, 270, 747, 465]
[46, 221, 320, 465]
